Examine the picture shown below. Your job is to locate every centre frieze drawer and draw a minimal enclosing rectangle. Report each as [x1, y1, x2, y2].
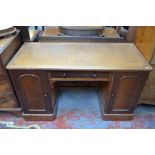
[48, 71, 112, 81]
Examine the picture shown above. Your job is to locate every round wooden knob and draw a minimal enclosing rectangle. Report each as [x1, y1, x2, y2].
[63, 73, 67, 77]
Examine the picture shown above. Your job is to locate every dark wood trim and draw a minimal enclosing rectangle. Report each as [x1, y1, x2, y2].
[0, 108, 22, 117]
[39, 36, 124, 43]
[102, 113, 134, 121]
[22, 113, 56, 121]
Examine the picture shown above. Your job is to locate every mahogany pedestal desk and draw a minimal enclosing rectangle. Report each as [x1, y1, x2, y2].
[6, 43, 152, 121]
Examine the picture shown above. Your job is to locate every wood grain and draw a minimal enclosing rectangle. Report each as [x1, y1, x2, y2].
[135, 26, 155, 105]
[135, 26, 155, 62]
[0, 94, 18, 109]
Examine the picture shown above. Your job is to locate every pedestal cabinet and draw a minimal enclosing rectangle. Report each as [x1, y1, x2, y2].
[9, 70, 56, 120]
[101, 72, 149, 120]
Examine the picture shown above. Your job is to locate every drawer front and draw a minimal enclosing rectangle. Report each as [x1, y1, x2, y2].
[0, 79, 12, 93]
[0, 94, 18, 109]
[49, 71, 111, 79]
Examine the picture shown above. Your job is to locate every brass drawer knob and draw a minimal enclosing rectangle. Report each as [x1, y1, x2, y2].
[62, 73, 67, 77]
[93, 74, 97, 78]
[44, 94, 47, 97]
[111, 93, 115, 97]
[0, 97, 5, 104]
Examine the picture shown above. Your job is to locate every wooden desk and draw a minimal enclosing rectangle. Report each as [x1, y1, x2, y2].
[7, 43, 152, 121]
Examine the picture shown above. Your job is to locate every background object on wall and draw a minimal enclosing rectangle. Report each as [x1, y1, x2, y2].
[0, 27, 17, 38]
[39, 26, 124, 43]
[116, 26, 129, 40]
[15, 26, 41, 42]
[58, 26, 105, 36]
[133, 26, 155, 105]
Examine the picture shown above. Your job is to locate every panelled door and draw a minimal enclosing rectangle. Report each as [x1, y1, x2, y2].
[9, 70, 54, 114]
[105, 72, 149, 114]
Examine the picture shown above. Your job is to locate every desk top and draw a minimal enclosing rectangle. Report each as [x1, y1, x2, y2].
[7, 42, 152, 71]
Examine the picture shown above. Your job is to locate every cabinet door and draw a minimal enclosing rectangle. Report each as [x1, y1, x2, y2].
[105, 72, 149, 114]
[9, 70, 53, 114]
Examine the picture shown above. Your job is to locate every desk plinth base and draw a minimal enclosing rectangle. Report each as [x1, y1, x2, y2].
[102, 113, 134, 121]
[22, 113, 56, 121]
[0, 108, 22, 117]
[22, 113, 133, 121]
